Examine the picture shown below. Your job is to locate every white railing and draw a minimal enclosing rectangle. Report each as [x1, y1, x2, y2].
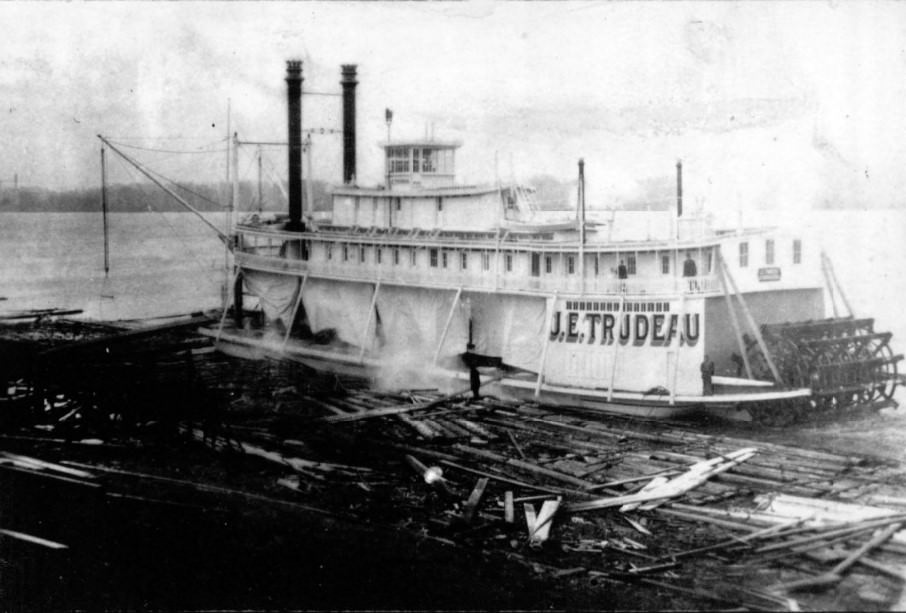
[235, 250, 720, 297]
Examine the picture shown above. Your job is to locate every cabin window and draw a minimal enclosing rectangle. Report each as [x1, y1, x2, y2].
[765, 239, 775, 265]
[442, 252, 448, 268]
[376, 248, 382, 264]
[545, 255, 552, 274]
[461, 252, 468, 270]
[706, 250, 713, 273]
[422, 149, 436, 173]
[594, 255, 599, 276]
[410, 249, 417, 267]
[327, 244, 333, 260]
[359, 246, 366, 263]
[389, 147, 409, 173]
[482, 252, 491, 271]
[505, 254, 513, 272]
[430, 248, 438, 268]
[661, 254, 670, 274]
[343, 244, 349, 262]
[395, 198, 401, 211]
[437, 197, 443, 212]
[393, 248, 400, 265]
[411, 148, 420, 173]
[739, 242, 749, 268]
[567, 255, 575, 275]
[793, 239, 802, 264]
[627, 254, 637, 275]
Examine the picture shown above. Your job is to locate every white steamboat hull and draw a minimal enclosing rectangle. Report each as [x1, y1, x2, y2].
[203, 326, 811, 422]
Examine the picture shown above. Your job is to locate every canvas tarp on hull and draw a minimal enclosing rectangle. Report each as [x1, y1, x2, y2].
[375, 286, 469, 362]
[302, 279, 377, 348]
[468, 293, 547, 372]
[242, 271, 300, 327]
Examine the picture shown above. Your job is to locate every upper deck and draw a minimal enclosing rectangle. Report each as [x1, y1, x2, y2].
[233, 214, 820, 299]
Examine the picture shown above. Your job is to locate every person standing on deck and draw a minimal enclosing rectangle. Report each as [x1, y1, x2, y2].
[617, 259, 628, 292]
[683, 253, 698, 291]
[701, 355, 715, 396]
[465, 343, 481, 402]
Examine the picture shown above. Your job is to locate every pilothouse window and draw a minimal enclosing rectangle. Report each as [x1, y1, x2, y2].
[793, 239, 802, 264]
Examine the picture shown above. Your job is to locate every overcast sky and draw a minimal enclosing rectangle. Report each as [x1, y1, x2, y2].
[2, 1, 906, 217]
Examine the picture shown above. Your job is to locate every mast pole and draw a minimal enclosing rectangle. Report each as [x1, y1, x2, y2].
[223, 98, 232, 312]
[100, 146, 109, 276]
[305, 134, 313, 223]
[257, 145, 263, 213]
[578, 159, 585, 295]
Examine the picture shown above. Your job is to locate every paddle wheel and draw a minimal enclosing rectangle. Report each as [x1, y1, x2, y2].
[746, 317, 902, 425]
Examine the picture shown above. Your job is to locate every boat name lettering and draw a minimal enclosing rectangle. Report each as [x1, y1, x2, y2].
[550, 310, 699, 346]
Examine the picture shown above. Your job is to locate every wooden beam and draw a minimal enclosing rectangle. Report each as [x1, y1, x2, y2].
[717, 252, 783, 384]
[462, 477, 490, 523]
[534, 293, 557, 397]
[357, 282, 381, 363]
[717, 246, 753, 379]
[282, 274, 308, 350]
[433, 287, 463, 365]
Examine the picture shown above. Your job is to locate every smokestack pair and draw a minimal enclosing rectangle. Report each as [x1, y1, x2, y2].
[285, 61, 357, 230]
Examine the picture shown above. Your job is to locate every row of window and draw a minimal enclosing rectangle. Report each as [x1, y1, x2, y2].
[739, 239, 801, 267]
[386, 147, 455, 175]
[565, 300, 672, 313]
[325, 244, 674, 277]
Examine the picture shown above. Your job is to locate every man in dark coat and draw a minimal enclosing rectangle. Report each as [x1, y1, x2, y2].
[701, 354, 715, 396]
[464, 343, 481, 401]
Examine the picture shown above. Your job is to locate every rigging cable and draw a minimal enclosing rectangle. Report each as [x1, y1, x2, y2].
[107, 154, 225, 282]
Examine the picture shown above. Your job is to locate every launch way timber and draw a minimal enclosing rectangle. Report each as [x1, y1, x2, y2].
[185, 60, 900, 425]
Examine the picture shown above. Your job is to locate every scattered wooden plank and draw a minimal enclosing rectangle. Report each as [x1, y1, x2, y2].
[504, 491, 515, 524]
[505, 430, 528, 461]
[773, 522, 903, 592]
[452, 444, 597, 490]
[0, 528, 68, 550]
[568, 448, 758, 513]
[462, 477, 490, 523]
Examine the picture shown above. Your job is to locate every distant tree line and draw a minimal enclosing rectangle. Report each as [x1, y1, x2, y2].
[0, 180, 331, 213]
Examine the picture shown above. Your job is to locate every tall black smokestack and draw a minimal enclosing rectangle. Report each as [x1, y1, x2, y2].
[676, 159, 683, 218]
[286, 60, 304, 230]
[341, 65, 358, 185]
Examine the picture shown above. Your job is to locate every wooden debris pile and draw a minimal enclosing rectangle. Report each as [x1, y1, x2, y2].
[3, 320, 906, 610]
[173, 379, 906, 611]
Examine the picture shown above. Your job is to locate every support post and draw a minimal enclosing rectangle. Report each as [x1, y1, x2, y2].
[821, 252, 839, 317]
[433, 287, 463, 365]
[534, 293, 558, 397]
[607, 294, 626, 402]
[822, 252, 853, 318]
[669, 292, 687, 405]
[358, 282, 381, 363]
[282, 274, 308, 349]
[100, 146, 109, 276]
[717, 247, 753, 379]
[718, 252, 783, 384]
[216, 267, 243, 342]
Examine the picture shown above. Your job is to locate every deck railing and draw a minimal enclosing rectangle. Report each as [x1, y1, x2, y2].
[235, 250, 721, 297]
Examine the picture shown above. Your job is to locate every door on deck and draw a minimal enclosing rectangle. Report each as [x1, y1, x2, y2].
[531, 253, 541, 277]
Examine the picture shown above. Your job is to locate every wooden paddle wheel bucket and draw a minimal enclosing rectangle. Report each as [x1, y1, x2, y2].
[746, 317, 902, 425]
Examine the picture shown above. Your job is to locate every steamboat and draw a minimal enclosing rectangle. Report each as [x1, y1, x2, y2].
[133, 61, 903, 425]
